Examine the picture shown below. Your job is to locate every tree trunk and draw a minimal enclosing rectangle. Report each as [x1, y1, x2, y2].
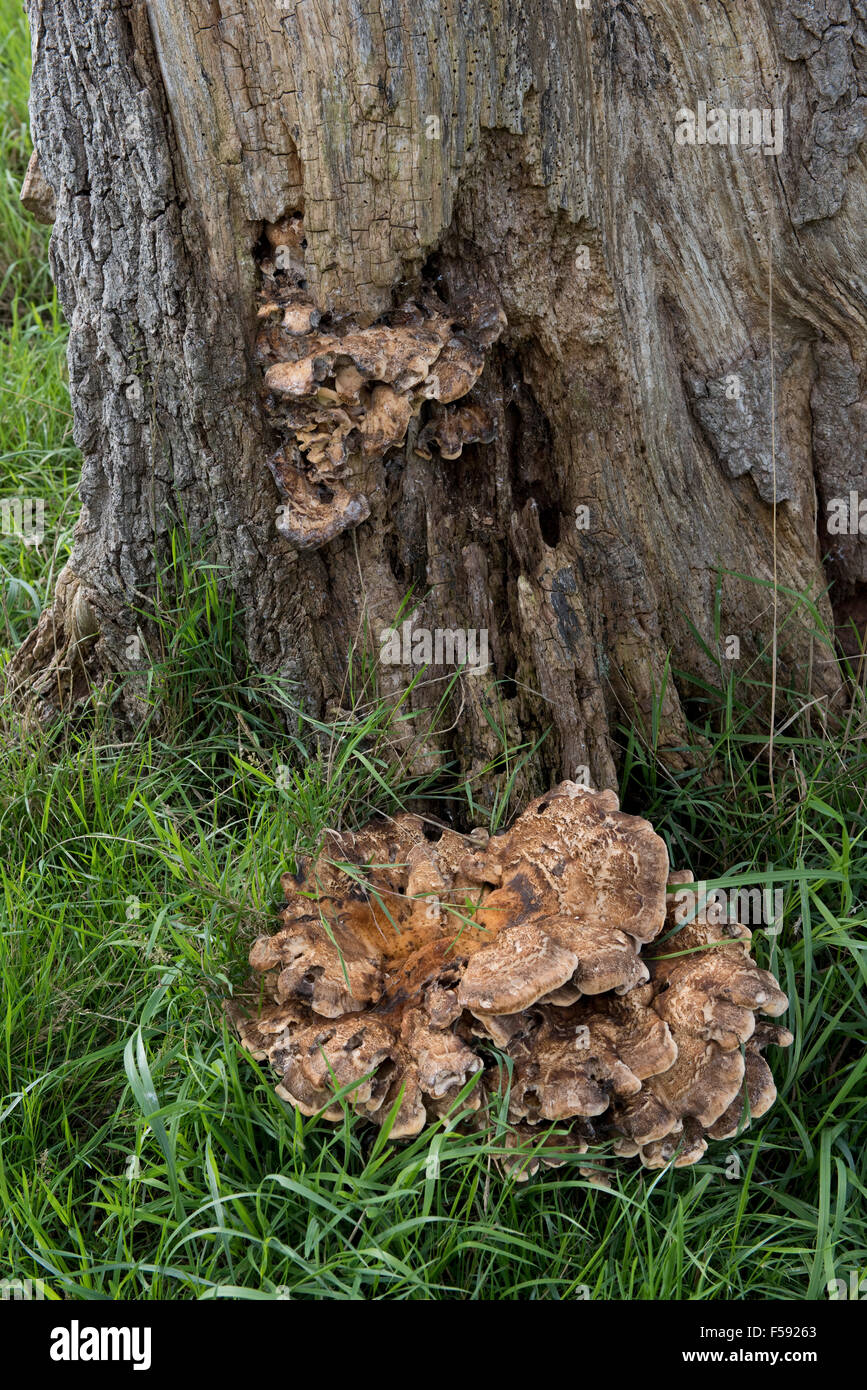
[12, 0, 866, 796]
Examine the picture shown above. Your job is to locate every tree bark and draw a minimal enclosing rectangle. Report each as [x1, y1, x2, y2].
[12, 0, 866, 795]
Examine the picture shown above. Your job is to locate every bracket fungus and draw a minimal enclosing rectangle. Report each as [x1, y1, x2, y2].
[256, 216, 505, 549]
[234, 783, 792, 1169]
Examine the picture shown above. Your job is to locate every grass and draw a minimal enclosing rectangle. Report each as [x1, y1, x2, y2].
[0, 0, 865, 1301]
[0, 6, 77, 652]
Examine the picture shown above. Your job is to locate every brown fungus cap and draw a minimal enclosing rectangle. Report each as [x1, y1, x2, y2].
[457, 784, 669, 1025]
[497, 992, 678, 1125]
[613, 893, 791, 1166]
[233, 786, 791, 1170]
[255, 217, 505, 550]
[416, 403, 496, 460]
[268, 449, 370, 550]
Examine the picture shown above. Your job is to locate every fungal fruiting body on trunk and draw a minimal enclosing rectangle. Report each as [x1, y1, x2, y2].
[233, 783, 792, 1171]
[256, 215, 502, 550]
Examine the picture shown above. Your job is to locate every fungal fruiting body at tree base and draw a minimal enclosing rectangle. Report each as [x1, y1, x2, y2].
[233, 783, 792, 1173]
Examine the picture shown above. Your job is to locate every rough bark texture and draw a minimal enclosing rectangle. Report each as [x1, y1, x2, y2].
[12, 0, 867, 793]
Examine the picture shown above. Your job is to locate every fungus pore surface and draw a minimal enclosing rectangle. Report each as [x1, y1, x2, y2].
[233, 783, 792, 1169]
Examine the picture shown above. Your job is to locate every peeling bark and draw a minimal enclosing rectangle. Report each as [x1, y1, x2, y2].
[10, 0, 866, 793]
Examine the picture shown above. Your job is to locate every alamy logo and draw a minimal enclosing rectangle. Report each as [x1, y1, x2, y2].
[0, 1277, 45, 1300]
[827, 1269, 867, 1299]
[379, 621, 489, 676]
[675, 102, 783, 156]
[0, 495, 45, 546]
[827, 491, 866, 535]
[50, 1320, 152, 1371]
[672, 882, 784, 932]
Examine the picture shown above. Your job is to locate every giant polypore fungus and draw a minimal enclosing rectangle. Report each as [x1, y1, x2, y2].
[256, 216, 505, 549]
[234, 783, 792, 1168]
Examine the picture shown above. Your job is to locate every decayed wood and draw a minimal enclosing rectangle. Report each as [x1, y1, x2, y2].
[10, 0, 866, 793]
